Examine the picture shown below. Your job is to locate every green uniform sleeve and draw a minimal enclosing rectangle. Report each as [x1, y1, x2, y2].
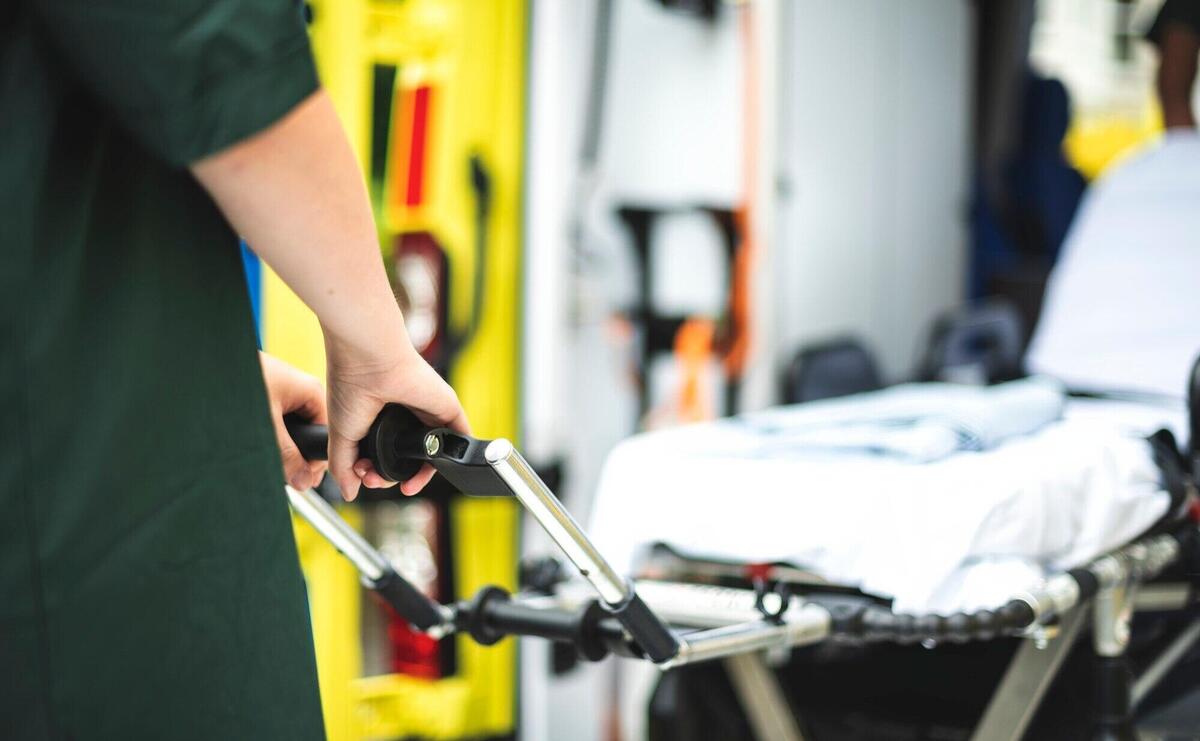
[31, 0, 319, 166]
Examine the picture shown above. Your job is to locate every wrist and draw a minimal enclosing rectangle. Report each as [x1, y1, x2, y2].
[322, 313, 418, 372]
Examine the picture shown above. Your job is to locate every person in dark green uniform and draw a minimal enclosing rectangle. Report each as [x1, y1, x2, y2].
[1, 1, 468, 739]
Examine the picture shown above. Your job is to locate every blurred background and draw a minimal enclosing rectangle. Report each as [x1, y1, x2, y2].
[249, 0, 1184, 738]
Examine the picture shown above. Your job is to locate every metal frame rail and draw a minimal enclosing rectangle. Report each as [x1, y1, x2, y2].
[285, 406, 1200, 680]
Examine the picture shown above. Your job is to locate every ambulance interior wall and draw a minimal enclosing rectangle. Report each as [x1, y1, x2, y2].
[520, 2, 972, 740]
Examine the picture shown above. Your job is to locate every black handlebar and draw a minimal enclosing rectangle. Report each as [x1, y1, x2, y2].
[284, 404, 510, 494]
[360, 404, 430, 482]
[285, 418, 330, 463]
[284, 406, 684, 663]
[283, 405, 430, 484]
[373, 569, 446, 632]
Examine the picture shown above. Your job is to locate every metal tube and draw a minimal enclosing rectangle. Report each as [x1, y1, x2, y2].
[1095, 582, 1137, 658]
[1132, 618, 1200, 707]
[485, 439, 631, 605]
[724, 652, 808, 741]
[631, 580, 804, 628]
[1016, 532, 1184, 628]
[285, 485, 388, 582]
[972, 607, 1089, 741]
[553, 579, 819, 630]
[659, 605, 831, 670]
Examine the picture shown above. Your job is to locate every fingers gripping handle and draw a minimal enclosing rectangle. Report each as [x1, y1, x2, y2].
[284, 405, 508, 494]
[283, 405, 431, 483]
[361, 403, 430, 483]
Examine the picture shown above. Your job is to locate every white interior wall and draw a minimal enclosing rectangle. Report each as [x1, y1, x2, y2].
[775, 0, 972, 380]
[521, 1, 972, 739]
[522, 1, 747, 736]
[521, 3, 613, 740]
[601, 0, 743, 203]
[522, 0, 589, 467]
[534, 0, 750, 531]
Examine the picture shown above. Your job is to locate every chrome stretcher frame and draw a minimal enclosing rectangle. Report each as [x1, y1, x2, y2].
[285, 398, 1200, 740]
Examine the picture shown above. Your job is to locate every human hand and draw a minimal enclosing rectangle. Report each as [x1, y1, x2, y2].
[259, 351, 329, 491]
[325, 339, 469, 501]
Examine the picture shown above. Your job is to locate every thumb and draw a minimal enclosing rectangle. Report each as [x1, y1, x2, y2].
[329, 429, 362, 502]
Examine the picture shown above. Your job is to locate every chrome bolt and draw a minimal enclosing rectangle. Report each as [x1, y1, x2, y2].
[424, 433, 441, 457]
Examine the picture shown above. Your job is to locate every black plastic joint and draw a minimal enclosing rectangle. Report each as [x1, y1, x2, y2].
[827, 603, 867, 641]
[1069, 568, 1101, 601]
[364, 404, 514, 497]
[603, 592, 680, 664]
[460, 586, 512, 646]
[373, 569, 445, 632]
[972, 608, 999, 641]
[944, 613, 972, 643]
[998, 599, 1037, 632]
[575, 601, 615, 662]
[753, 580, 791, 622]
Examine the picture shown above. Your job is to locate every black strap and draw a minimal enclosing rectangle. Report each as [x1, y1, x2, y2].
[1144, 429, 1194, 536]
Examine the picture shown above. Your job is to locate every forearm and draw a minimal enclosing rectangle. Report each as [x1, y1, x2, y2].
[190, 89, 465, 497]
[191, 90, 408, 358]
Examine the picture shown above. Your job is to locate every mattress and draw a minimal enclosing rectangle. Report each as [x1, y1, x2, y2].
[588, 382, 1186, 613]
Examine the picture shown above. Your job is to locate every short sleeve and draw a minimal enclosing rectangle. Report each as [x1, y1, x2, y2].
[31, 0, 320, 165]
[1146, 0, 1200, 47]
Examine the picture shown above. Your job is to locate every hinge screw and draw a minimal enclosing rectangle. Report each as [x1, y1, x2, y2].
[424, 433, 441, 457]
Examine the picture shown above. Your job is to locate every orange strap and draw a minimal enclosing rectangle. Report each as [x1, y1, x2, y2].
[675, 318, 715, 423]
[722, 3, 758, 379]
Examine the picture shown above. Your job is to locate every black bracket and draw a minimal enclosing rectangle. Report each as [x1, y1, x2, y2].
[753, 577, 792, 623]
[363, 404, 512, 496]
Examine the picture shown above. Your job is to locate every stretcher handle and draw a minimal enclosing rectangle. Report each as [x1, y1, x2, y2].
[286, 418, 330, 463]
[284, 486, 447, 633]
[282, 415, 448, 633]
[284, 405, 509, 492]
[285, 407, 683, 663]
[283, 405, 429, 483]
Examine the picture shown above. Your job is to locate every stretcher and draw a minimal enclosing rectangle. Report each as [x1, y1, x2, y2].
[589, 379, 1185, 615]
[284, 370, 1200, 740]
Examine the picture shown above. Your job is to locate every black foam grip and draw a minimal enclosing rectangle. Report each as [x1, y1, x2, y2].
[374, 569, 444, 632]
[605, 593, 679, 664]
[837, 599, 1036, 644]
[284, 414, 329, 461]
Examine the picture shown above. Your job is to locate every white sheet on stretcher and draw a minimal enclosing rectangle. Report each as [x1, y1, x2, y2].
[588, 383, 1184, 614]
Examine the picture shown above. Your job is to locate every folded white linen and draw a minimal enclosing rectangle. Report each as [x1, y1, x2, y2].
[588, 392, 1181, 613]
[742, 377, 1066, 463]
